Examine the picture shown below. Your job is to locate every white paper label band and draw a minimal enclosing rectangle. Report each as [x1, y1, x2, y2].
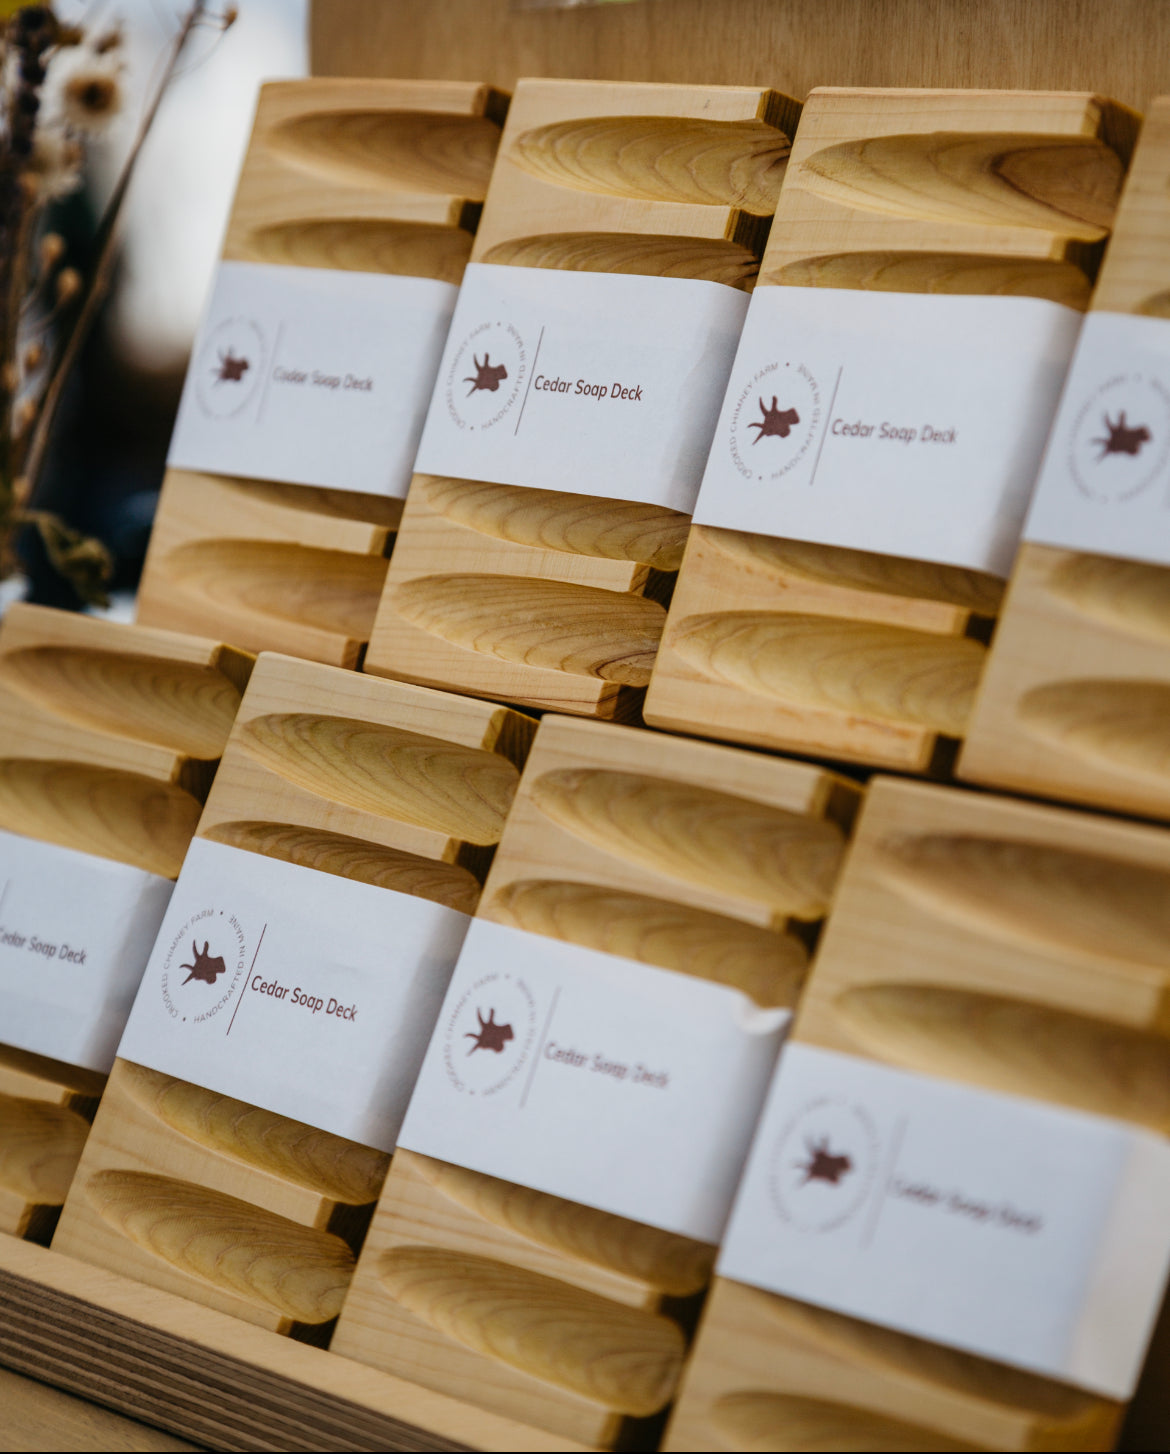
[693, 286, 1083, 578]
[1025, 310, 1170, 565]
[117, 839, 470, 1152]
[413, 263, 751, 513]
[398, 918, 790, 1244]
[167, 260, 458, 499]
[0, 830, 173, 1074]
[718, 1043, 1170, 1399]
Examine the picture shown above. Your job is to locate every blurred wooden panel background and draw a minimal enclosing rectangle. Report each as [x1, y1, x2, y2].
[311, 0, 1168, 113]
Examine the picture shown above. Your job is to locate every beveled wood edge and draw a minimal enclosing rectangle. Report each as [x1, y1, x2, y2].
[0, 1236, 587, 1453]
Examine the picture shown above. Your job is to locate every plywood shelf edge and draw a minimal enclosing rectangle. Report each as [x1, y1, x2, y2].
[0, 1234, 586, 1453]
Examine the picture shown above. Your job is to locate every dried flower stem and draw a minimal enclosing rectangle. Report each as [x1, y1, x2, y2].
[0, 6, 53, 494]
[19, 0, 210, 500]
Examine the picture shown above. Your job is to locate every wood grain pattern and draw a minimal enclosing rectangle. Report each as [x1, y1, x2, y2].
[0, 603, 250, 796]
[771, 249, 1093, 306]
[53, 654, 535, 1338]
[670, 613, 985, 737]
[310, 0, 1170, 116]
[481, 232, 760, 287]
[0, 761, 201, 879]
[665, 776, 1170, 1451]
[527, 769, 843, 920]
[387, 574, 668, 687]
[200, 822, 482, 911]
[333, 715, 861, 1446]
[489, 881, 808, 1004]
[645, 87, 1135, 772]
[0, 605, 250, 1241]
[710, 1392, 978, 1451]
[378, 1247, 687, 1415]
[419, 476, 691, 570]
[507, 115, 790, 212]
[0, 1234, 585, 1451]
[363, 79, 800, 719]
[118, 1066, 390, 1204]
[1044, 554, 1170, 641]
[796, 131, 1121, 236]
[0, 1364, 198, 1454]
[411, 1157, 715, 1297]
[84, 1172, 356, 1324]
[705, 532, 1006, 614]
[0, 1096, 90, 1205]
[960, 98, 1170, 819]
[137, 80, 505, 665]
[264, 107, 500, 197]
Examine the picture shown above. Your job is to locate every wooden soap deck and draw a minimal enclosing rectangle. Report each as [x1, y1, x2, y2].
[663, 773, 1170, 1451]
[960, 98, 1170, 822]
[362, 78, 801, 719]
[644, 87, 1139, 771]
[0, 604, 252, 1243]
[51, 654, 535, 1344]
[331, 714, 861, 1448]
[136, 79, 506, 667]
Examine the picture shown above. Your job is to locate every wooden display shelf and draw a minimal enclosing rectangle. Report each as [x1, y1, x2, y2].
[0, 1235, 583, 1453]
[311, 0, 1170, 114]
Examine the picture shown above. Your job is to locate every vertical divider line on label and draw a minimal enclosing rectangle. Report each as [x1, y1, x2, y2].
[859, 1112, 906, 1250]
[0, 876, 11, 921]
[225, 922, 267, 1038]
[808, 366, 843, 490]
[519, 984, 560, 1110]
[514, 326, 544, 437]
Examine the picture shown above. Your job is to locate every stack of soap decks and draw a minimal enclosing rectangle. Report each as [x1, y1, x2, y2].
[645, 86, 1137, 772]
[0, 604, 250, 1241]
[5, 72, 1170, 1454]
[364, 77, 800, 718]
[963, 97, 1170, 822]
[52, 653, 533, 1341]
[667, 776, 1170, 1452]
[332, 713, 860, 1447]
[137, 79, 506, 666]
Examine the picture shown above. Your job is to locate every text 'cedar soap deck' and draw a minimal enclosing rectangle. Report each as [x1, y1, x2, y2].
[962, 97, 1170, 822]
[363, 77, 800, 718]
[52, 653, 533, 1336]
[332, 714, 860, 1447]
[137, 79, 506, 667]
[0, 604, 251, 1242]
[645, 87, 1138, 772]
[666, 776, 1170, 1452]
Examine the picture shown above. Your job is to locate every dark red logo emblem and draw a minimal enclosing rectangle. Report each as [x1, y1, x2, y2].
[465, 1007, 514, 1055]
[794, 1135, 853, 1187]
[213, 347, 250, 384]
[748, 395, 801, 443]
[180, 939, 227, 986]
[1093, 410, 1151, 460]
[464, 352, 508, 396]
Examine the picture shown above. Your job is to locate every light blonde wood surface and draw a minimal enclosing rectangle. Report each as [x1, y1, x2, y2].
[960, 98, 1170, 822]
[310, 0, 1170, 115]
[332, 715, 862, 1447]
[52, 654, 535, 1341]
[644, 87, 1136, 772]
[0, 603, 251, 808]
[0, 1367, 200, 1453]
[0, 605, 251, 1243]
[362, 78, 800, 718]
[664, 774, 1170, 1451]
[136, 79, 506, 667]
[0, 1233, 583, 1451]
